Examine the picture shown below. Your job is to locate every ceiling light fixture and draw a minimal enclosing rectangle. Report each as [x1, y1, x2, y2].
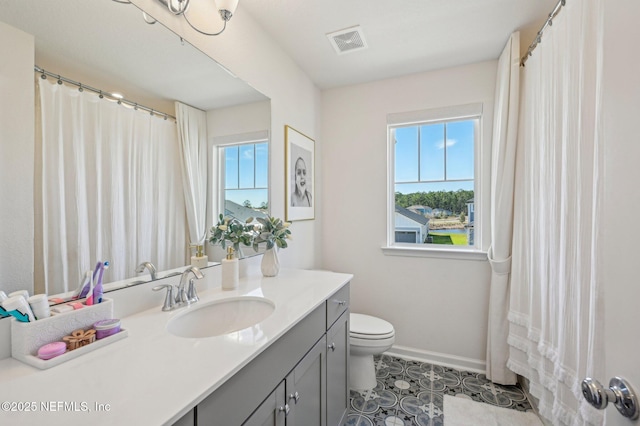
[112, 0, 238, 35]
[154, 0, 238, 36]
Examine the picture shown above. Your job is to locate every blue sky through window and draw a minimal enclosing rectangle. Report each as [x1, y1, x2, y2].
[223, 142, 269, 208]
[395, 120, 474, 194]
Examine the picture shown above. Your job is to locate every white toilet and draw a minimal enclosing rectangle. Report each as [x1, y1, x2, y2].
[349, 313, 395, 390]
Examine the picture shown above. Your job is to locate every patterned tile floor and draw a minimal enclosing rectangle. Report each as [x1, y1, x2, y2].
[342, 354, 533, 426]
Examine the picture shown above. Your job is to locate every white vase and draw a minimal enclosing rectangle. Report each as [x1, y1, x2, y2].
[261, 247, 280, 277]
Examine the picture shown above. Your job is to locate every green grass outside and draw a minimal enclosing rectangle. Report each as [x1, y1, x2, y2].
[430, 232, 468, 246]
[430, 234, 453, 245]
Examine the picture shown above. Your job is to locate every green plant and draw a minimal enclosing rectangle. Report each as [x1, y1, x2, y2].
[253, 216, 292, 250]
[209, 214, 255, 254]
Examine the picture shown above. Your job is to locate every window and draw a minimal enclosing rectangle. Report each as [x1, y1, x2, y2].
[386, 103, 484, 257]
[218, 140, 268, 222]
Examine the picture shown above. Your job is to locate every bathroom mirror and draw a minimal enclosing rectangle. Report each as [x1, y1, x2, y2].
[0, 0, 271, 301]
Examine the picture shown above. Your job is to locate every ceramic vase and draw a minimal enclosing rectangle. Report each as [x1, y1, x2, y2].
[261, 247, 280, 277]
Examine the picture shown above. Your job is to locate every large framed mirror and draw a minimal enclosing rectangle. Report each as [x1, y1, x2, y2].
[0, 0, 271, 301]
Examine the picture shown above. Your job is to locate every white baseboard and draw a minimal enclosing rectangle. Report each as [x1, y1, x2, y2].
[385, 345, 486, 374]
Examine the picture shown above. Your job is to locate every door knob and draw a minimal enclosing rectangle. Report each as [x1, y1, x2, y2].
[278, 403, 290, 416]
[581, 377, 639, 419]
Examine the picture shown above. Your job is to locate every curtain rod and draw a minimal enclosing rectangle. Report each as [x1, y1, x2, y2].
[520, 0, 566, 66]
[34, 66, 176, 121]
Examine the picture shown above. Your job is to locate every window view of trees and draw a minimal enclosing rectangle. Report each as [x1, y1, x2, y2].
[391, 116, 478, 248]
[395, 190, 473, 216]
[395, 190, 474, 245]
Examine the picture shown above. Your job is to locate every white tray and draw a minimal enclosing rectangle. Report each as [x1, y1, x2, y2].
[17, 329, 128, 370]
[10, 298, 126, 369]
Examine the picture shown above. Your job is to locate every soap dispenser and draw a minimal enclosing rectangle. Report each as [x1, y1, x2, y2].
[191, 244, 208, 268]
[221, 246, 238, 290]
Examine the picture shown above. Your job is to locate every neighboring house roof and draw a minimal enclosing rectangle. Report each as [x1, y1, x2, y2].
[395, 205, 429, 225]
[407, 205, 432, 212]
[225, 200, 268, 222]
[466, 199, 474, 203]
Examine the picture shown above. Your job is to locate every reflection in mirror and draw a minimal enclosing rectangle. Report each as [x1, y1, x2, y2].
[0, 0, 270, 301]
[209, 137, 270, 262]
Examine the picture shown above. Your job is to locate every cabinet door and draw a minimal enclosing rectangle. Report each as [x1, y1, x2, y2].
[286, 336, 326, 426]
[326, 311, 349, 426]
[243, 381, 287, 426]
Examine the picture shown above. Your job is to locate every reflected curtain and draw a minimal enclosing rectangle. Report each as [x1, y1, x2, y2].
[175, 102, 208, 249]
[37, 79, 187, 294]
[507, 0, 604, 424]
[486, 31, 520, 385]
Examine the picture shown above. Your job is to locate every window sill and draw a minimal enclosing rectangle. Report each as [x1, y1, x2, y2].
[381, 245, 487, 261]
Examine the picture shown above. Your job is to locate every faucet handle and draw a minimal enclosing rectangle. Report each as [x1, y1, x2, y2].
[152, 284, 175, 311]
[187, 278, 199, 303]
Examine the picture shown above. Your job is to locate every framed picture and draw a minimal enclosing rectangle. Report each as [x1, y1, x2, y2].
[285, 125, 315, 221]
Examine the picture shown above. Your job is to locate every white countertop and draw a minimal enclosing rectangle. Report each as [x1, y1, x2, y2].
[0, 268, 352, 425]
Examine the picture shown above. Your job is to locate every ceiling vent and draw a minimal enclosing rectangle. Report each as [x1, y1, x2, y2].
[326, 26, 368, 55]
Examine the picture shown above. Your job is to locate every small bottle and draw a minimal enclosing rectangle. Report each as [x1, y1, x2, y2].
[27, 294, 50, 320]
[221, 246, 238, 291]
[191, 245, 209, 268]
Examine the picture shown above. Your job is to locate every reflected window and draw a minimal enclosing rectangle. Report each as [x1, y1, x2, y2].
[219, 140, 268, 222]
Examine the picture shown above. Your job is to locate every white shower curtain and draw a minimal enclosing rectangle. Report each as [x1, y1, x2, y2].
[38, 79, 187, 294]
[486, 31, 520, 386]
[175, 102, 208, 249]
[507, 0, 604, 424]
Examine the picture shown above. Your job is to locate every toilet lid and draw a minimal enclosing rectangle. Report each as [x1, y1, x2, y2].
[350, 313, 394, 338]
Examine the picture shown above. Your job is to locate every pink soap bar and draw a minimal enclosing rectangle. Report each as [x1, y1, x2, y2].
[37, 341, 67, 360]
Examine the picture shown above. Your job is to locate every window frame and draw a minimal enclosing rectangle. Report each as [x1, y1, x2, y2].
[218, 140, 269, 217]
[383, 103, 487, 260]
[211, 130, 270, 223]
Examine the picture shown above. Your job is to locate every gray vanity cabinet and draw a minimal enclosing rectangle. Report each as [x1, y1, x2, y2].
[326, 311, 349, 426]
[243, 381, 286, 426]
[190, 283, 350, 426]
[286, 336, 327, 425]
[246, 336, 327, 426]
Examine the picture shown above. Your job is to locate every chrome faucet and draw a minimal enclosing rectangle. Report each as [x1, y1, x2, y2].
[176, 266, 204, 307]
[136, 261, 158, 281]
[152, 284, 176, 311]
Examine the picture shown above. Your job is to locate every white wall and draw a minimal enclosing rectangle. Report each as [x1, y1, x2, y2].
[601, 1, 640, 424]
[207, 100, 271, 140]
[321, 61, 497, 364]
[0, 22, 34, 295]
[131, 0, 323, 270]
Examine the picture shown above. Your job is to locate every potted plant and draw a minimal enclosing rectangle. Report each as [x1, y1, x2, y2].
[208, 214, 255, 258]
[253, 216, 292, 276]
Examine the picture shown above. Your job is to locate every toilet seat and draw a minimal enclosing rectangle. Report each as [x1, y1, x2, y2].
[349, 313, 396, 390]
[350, 313, 395, 340]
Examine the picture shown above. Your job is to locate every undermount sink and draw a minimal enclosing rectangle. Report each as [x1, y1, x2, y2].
[167, 297, 275, 338]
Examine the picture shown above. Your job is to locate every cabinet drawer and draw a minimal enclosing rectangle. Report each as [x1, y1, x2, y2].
[326, 282, 350, 329]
